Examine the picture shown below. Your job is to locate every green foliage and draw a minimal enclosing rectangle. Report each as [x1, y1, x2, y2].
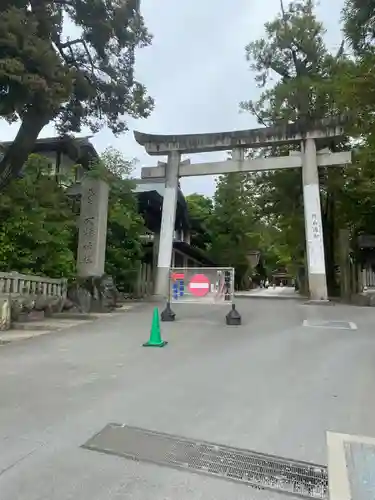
[0, 154, 76, 277]
[256, 223, 295, 274]
[0, 148, 145, 291]
[186, 179, 293, 281]
[342, 0, 375, 53]
[0, 0, 154, 187]
[185, 193, 213, 250]
[240, 0, 343, 127]
[246, 168, 305, 269]
[334, 150, 375, 234]
[337, 1, 375, 142]
[209, 173, 259, 286]
[332, 1, 375, 248]
[98, 148, 145, 291]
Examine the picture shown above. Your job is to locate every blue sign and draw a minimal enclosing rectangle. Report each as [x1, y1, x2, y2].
[172, 279, 184, 299]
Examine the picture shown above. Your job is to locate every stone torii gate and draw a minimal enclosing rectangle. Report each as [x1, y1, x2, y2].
[134, 122, 351, 302]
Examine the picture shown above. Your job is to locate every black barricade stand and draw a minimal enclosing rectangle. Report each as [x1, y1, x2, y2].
[223, 270, 241, 325]
[226, 303, 242, 325]
[160, 271, 176, 322]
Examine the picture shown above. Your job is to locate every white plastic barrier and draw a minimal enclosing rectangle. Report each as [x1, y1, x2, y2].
[168, 267, 234, 305]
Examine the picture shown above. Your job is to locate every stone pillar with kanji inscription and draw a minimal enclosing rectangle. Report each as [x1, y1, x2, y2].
[302, 138, 328, 301]
[77, 176, 109, 277]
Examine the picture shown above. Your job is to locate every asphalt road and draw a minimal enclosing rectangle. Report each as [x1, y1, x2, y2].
[1, 298, 375, 499]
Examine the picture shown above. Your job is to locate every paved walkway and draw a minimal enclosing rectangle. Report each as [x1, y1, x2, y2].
[236, 286, 301, 299]
[0, 304, 137, 343]
[1, 299, 375, 499]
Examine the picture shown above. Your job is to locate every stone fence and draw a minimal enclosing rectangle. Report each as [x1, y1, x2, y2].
[0, 271, 67, 299]
[0, 265, 153, 332]
[0, 272, 67, 331]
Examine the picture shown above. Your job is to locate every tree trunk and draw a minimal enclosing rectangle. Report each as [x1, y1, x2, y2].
[0, 110, 51, 190]
[322, 190, 337, 296]
[339, 228, 351, 301]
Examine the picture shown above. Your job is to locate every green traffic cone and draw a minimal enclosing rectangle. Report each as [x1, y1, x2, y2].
[142, 307, 168, 347]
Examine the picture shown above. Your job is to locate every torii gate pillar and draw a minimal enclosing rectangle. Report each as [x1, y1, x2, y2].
[302, 138, 328, 301]
[154, 151, 180, 297]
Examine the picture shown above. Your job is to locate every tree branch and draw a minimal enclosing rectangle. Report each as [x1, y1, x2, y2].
[0, 109, 51, 189]
[280, 0, 299, 71]
[336, 40, 345, 59]
[248, 102, 270, 127]
[279, 0, 308, 77]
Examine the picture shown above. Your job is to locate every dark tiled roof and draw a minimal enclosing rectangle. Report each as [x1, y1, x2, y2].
[0, 135, 99, 165]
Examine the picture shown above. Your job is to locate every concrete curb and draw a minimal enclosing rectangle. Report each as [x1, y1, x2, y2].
[0, 302, 142, 344]
[303, 299, 335, 306]
[234, 293, 306, 301]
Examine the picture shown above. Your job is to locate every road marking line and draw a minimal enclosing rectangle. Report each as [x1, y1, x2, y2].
[302, 320, 357, 330]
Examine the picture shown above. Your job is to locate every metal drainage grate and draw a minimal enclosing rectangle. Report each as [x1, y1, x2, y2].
[82, 424, 328, 499]
[303, 320, 357, 330]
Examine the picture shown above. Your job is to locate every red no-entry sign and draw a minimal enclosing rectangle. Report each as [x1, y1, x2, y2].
[171, 272, 185, 280]
[188, 274, 210, 297]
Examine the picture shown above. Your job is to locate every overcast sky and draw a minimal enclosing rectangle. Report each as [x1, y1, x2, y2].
[0, 0, 344, 196]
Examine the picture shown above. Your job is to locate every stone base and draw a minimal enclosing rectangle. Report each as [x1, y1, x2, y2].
[352, 291, 375, 307]
[304, 299, 332, 306]
[307, 273, 328, 301]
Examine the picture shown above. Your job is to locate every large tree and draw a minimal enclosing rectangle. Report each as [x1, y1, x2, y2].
[240, 0, 348, 294]
[0, 0, 153, 188]
[335, 0, 375, 239]
[339, 0, 375, 141]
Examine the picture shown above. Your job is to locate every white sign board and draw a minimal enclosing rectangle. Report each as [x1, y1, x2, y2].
[169, 267, 235, 305]
[303, 184, 326, 274]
